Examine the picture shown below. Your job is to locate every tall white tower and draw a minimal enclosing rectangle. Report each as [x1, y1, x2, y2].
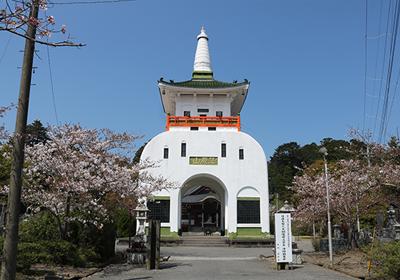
[141, 27, 269, 238]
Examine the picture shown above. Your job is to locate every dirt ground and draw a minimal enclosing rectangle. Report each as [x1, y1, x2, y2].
[305, 250, 373, 279]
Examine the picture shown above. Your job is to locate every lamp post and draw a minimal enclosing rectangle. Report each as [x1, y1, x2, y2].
[319, 147, 333, 266]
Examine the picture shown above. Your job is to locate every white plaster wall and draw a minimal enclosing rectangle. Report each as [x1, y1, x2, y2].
[176, 95, 231, 117]
[140, 128, 269, 234]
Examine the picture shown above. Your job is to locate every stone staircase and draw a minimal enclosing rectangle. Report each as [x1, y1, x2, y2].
[178, 235, 229, 247]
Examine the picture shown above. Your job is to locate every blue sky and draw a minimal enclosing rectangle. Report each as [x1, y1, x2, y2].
[1, 0, 399, 159]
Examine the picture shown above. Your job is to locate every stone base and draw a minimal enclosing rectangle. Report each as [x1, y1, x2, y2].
[292, 249, 303, 264]
[127, 252, 147, 264]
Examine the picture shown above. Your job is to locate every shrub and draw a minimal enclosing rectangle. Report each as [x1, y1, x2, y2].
[19, 211, 59, 241]
[69, 220, 115, 262]
[311, 238, 321, 252]
[39, 239, 99, 267]
[363, 240, 400, 280]
[17, 242, 51, 273]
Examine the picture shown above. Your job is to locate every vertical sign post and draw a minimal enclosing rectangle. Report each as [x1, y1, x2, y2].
[275, 213, 292, 270]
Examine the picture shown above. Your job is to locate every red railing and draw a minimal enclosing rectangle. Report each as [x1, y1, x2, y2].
[166, 116, 241, 131]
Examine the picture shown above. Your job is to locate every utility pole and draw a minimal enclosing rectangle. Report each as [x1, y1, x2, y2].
[1, 1, 39, 279]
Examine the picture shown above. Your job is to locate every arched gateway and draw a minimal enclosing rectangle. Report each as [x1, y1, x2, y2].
[180, 174, 227, 234]
[140, 27, 270, 238]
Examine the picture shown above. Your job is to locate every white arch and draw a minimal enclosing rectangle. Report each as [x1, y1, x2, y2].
[237, 186, 260, 198]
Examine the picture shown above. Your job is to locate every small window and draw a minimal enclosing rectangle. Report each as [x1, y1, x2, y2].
[197, 108, 209, 113]
[208, 127, 216, 131]
[239, 148, 244, 160]
[221, 143, 226, 158]
[216, 111, 223, 117]
[190, 127, 199, 131]
[181, 143, 186, 157]
[164, 148, 169, 159]
[184, 111, 190, 117]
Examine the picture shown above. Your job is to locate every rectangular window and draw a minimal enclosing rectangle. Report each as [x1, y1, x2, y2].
[239, 148, 244, 160]
[221, 143, 226, 158]
[181, 143, 186, 157]
[237, 200, 260, 224]
[190, 127, 199, 131]
[147, 200, 170, 223]
[184, 111, 190, 117]
[216, 111, 223, 117]
[164, 148, 169, 159]
[208, 127, 216, 131]
[197, 108, 209, 113]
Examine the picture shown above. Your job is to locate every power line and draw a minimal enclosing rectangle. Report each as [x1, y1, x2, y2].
[51, 0, 136, 4]
[45, 11, 59, 126]
[0, 34, 12, 65]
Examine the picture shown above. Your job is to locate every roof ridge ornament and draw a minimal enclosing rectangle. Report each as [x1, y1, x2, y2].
[193, 27, 213, 78]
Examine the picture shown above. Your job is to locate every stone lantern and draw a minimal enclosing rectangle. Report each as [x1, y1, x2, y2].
[278, 201, 295, 214]
[127, 199, 150, 264]
[134, 199, 150, 241]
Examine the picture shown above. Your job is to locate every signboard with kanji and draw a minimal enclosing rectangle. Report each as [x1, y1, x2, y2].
[275, 213, 292, 263]
[189, 157, 218, 165]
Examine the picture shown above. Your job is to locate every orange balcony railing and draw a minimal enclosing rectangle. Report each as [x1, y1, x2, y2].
[166, 116, 241, 131]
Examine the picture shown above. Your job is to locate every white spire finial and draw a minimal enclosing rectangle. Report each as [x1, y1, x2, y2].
[193, 27, 212, 72]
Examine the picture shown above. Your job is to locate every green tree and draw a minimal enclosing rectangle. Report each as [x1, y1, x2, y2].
[0, 143, 12, 189]
[25, 120, 49, 146]
[132, 141, 149, 164]
[319, 138, 351, 161]
[268, 142, 302, 201]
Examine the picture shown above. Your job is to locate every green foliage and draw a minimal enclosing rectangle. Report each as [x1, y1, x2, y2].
[268, 138, 353, 203]
[16, 242, 51, 273]
[69, 220, 116, 262]
[0, 236, 99, 273]
[0, 143, 11, 188]
[39, 240, 99, 267]
[19, 211, 59, 241]
[116, 213, 135, 237]
[363, 241, 400, 280]
[25, 119, 50, 146]
[132, 141, 149, 164]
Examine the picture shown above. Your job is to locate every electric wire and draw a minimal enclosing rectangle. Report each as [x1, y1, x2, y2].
[0, 34, 12, 65]
[45, 11, 59, 126]
[51, 0, 135, 4]
[374, 0, 391, 141]
[364, 0, 368, 132]
[369, 0, 384, 135]
[378, 0, 400, 143]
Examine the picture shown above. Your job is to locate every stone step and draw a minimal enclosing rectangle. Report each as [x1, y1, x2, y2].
[178, 236, 229, 247]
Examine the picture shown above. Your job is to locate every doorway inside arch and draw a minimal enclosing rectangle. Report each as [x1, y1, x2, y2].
[181, 186, 221, 233]
[180, 176, 226, 235]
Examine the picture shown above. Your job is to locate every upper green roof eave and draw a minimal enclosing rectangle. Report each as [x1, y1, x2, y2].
[158, 78, 250, 89]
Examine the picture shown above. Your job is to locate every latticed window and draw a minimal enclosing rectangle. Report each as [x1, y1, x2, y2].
[147, 200, 170, 223]
[237, 200, 260, 223]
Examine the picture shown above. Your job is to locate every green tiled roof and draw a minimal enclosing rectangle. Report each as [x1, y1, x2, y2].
[158, 78, 249, 89]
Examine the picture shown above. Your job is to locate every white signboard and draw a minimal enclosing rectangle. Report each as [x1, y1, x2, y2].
[275, 213, 292, 263]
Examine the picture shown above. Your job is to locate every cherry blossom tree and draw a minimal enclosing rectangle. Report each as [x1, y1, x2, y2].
[1, 0, 83, 47]
[20, 123, 175, 240]
[289, 130, 400, 248]
[0, 104, 15, 140]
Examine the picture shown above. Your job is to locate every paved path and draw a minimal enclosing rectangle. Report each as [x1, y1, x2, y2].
[83, 240, 356, 280]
